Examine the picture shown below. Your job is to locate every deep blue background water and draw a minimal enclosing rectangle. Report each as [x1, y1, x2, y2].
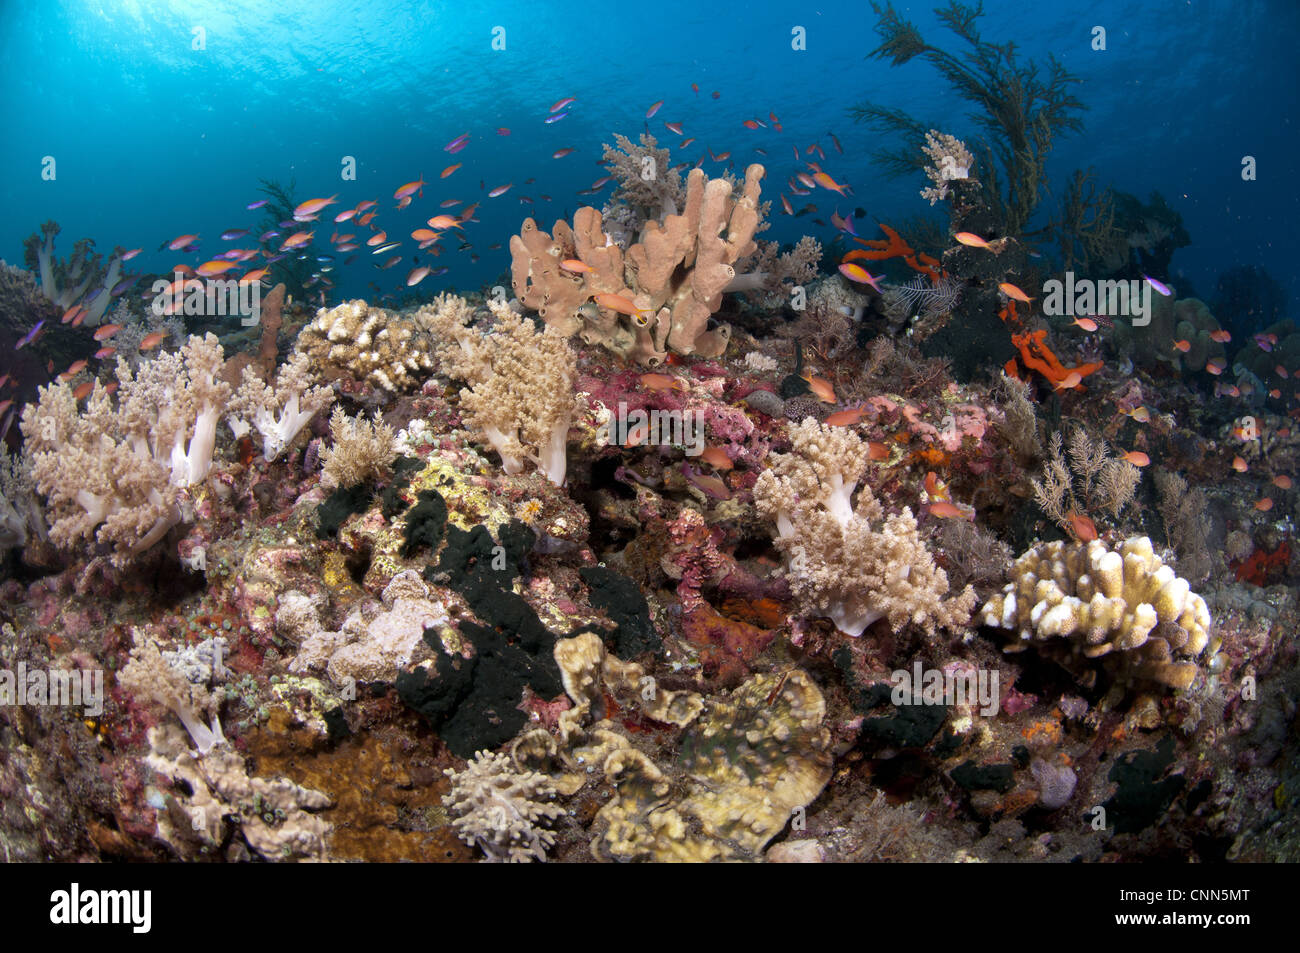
[2, 0, 1296, 310]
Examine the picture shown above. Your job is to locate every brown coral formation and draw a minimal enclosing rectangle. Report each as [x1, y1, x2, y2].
[510, 163, 766, 363]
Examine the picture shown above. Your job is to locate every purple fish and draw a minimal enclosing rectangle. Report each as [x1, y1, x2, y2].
[544, 111, 569, 124]
[15, 320, 45, 349]
[278, 219, 297, 229]
[431, 266, 449, 276]
[259, 230, 280, 242]
[247, 199, 269, 210]
[1143, 274, 1172, 297]
[221, 228, 249, 241]
[444, 133, 470, 153]
[265, 253, 286, 264]
[111, 276, 137, 296]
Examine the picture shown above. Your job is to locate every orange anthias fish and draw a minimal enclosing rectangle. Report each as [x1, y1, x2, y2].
[1054, 371, 1083, 391]
[394, 177, 426, 199]
[824, 408, 868, 427]
[441, 164, 461, 178]
[411, 228, 440, 242]
[139, 331, 166, 351]
[699, 446, 733, 470]
[1255, 497, 1274, 512]
[426, 215, 463, 230]
[999, 282, 1034, 303]
[1122, 450, 1150, 467]
[927, 500, 973, 520]
[838, 262, 882, 292]
[1067, 511, 1098, 541]
[640, 373, 683, 392]
[1210, 329, 1232, 343]
[366, 231, 389, 246]
[197, 260, 239, 277]
[72, 381, 95, 401]
[812, 171, 848, 194]
[1231, 456, 1248, 472]
[167, 234, 199, 250]
[807, 376, 836, 403]
[1173, 339, 1191, 353]
[1272, 474, 1293, 490]
[954, 232, 991, 249]
[1072, 316, 1098, 332]
[596, 293, 649, 318]
[867, 441, 890, 461]
[280, 231, 313, 250]
[560, 259, 592, 274]
[1123, 406, 1151, 423]
[293, 195, 339, 220]
[93, 323, 123, 341]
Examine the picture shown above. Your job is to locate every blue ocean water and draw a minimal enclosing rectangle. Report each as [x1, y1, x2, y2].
[1, 0, 1296, 307]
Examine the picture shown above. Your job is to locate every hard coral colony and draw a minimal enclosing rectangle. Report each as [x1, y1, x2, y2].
[0, 1, 1296, 873]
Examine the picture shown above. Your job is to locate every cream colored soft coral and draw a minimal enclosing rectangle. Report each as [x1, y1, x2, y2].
[21, 334, 231, 563]
[319, 407, 397, 489]
[980, 536, 1216, 690]
[423, 295, 579, 486]
[755, 418, 976, 637]
[228, 350, 333, 461]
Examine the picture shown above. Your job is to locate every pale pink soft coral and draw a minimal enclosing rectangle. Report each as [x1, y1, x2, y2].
[754, 418, 976, 637]
[20, 334, 230, 564]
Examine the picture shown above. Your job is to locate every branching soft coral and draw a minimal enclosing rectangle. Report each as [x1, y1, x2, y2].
[421, 294, 579, 486]
[118, 627, 225, 755]
[228, 350, 333, 461]
[754, 418, 976, 637]
[20, 334, 230, 564]
[319, 407, 397, 489]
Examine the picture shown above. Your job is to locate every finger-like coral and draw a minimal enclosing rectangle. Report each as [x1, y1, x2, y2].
[294, 298, 437, 392]
[118, 627, 225, 754]
[510, 163, 765, 363]
[754, 418, 976, 637]
[443, 749, 564, 862]
[979, 536, 1217, 690]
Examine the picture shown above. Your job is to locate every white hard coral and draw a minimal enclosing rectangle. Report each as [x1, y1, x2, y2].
[754, 418, 976, 637]
[20, 333, 230, 563]
[443, 749, 564, 863]
[421, 294, 579, 486]
[980, 536, 1217, 691]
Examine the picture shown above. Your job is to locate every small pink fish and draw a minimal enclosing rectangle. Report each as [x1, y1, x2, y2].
[488, 183, 512, 198]
[645, 99, 664, 119]
[838, 262, 881, 292]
